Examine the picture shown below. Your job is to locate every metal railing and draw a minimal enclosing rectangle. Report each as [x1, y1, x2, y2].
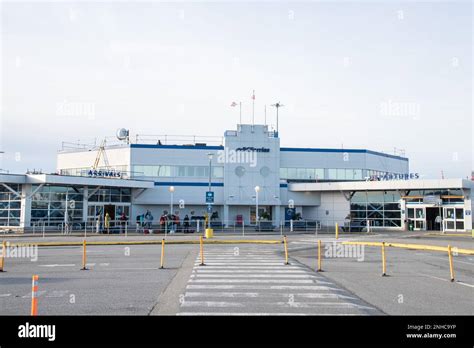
[59, 133, 224, 153]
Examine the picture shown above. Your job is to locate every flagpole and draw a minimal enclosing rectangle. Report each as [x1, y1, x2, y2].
[239, 102, 242, 124]
[252, 90, 255, 126]
[264, 105, 267, 125]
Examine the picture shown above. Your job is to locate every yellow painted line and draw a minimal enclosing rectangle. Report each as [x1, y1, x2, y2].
[342, 241, 474, 255]
[4, 239, 282, 247]
[424, 233, 471, 237]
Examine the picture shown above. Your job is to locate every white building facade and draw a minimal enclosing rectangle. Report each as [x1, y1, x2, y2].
[0, 124, 471, 232]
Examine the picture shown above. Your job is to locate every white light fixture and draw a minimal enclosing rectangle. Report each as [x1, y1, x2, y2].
[254, 186, 260, 192]
[169, 186, 175, 193]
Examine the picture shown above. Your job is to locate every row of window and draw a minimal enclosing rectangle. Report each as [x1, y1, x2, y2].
[132, 165, 224, 179]
[280, 168, 402, 181]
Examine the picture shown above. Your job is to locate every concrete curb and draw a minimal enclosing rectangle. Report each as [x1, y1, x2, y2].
[342, 241, 474, 255]
[4, 239, 283, 247]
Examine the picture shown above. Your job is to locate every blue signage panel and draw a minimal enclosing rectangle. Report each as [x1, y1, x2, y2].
[206, 191, 214, 203]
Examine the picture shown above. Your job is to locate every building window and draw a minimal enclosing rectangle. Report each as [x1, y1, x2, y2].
[0, 184, 21, 227]
[350, 191, 402, 228]
[31, 185, 84, 226]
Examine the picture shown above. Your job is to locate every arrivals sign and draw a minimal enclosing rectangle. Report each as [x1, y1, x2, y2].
[87, 169, 122, 179]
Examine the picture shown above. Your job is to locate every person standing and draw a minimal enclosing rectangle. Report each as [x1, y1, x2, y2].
[104, 212, 111, 234]
[183, 215, 190, 233]
[119, 212, 127, 234]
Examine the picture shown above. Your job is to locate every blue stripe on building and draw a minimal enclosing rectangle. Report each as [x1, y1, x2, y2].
[153, 182, 288, 188]
[280, 147, 408, 161]
[154, 182, 224, 187]
[131, 144, 224, 150]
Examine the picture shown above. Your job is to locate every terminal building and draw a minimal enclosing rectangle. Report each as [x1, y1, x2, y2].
[0, 124, 472, 232]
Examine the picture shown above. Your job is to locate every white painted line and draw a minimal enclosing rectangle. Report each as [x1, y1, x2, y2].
[417, 273, 474, 288]
[99, 263, 110, 266]
[45, 290, 69, 298]
[190, 274, 321, 279]
[108, 267, 158, 270]
[185, 292, 260, 298]
[194, 263, 286, 266]
[416, 254, 474, 266]
[181, 301, 244, 308]
[0, 294, 12, 297]
[275, 302, 375, 309]
[184, 292, 356, 300]
[194, 270, 307, 273]
[194, 266, 304, 269]
[39, 264, 76, 267]
[196, 257, 283, 262]
[22, 291, 46, 298]
[189, 279, 315, 284]
[186, 285, 343, 291]
[177, 312, 360, 316]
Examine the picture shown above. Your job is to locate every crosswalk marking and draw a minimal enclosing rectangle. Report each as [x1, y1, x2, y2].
[178, 245, 380, 316]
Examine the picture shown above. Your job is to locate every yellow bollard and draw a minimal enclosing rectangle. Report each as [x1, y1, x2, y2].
[335, 223, 339, 240]
[382, 242, 387, 276]
[283, 236, 289, 265]
[317, 240, 322, 272]
[199, 236, 205, 266]
[448, 245, 455, 282]
[160, 239, 165, 269]
[0, 241, 6, 272]
[31, 275, 39, 316]
[81, 239, 88, 270]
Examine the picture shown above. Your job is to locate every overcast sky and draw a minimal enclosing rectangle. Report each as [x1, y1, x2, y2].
[1, 0, 472, 179]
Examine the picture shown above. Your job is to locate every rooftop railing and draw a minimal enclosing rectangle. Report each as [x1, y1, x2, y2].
[59, 134, 224, 152]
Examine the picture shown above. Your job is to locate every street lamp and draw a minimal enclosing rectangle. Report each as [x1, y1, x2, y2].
[271, 102, 284, 136]
[255, 186, 260, 226]
[207, 153, 213, 229]
[169, 186, 174, 232]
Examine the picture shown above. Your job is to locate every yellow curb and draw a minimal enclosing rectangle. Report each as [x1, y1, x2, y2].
[342, 241, 474, 255]
[424, 233, 471, 237]
[4, 239, 282, 247]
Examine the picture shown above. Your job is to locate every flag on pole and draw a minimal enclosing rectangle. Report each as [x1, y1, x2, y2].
[251, 90, 255, 100]
[230, 101, 238, 107]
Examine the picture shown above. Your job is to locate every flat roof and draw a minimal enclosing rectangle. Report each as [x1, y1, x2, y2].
[288, 179, 473, 192]
[0, 173, 155, 189]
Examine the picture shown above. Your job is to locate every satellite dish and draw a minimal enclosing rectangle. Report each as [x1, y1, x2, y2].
[116, 128, 129, 141]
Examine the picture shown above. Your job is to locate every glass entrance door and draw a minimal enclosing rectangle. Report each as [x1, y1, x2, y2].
[407, 207, 425, 230]
[443, 207, 464, 231]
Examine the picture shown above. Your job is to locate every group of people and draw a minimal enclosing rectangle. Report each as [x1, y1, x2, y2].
[159, 212, 192, 233]
[135, 210, 193, 233]
[135, 210, 154, 232]
[95, 212, 128, 234]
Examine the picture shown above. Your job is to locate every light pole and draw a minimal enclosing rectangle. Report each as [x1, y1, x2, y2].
[207, 153, 213, 230]
[271, 102, 284, 136]
[255, 186, 260, 227]
[169, 186, 174, 233]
